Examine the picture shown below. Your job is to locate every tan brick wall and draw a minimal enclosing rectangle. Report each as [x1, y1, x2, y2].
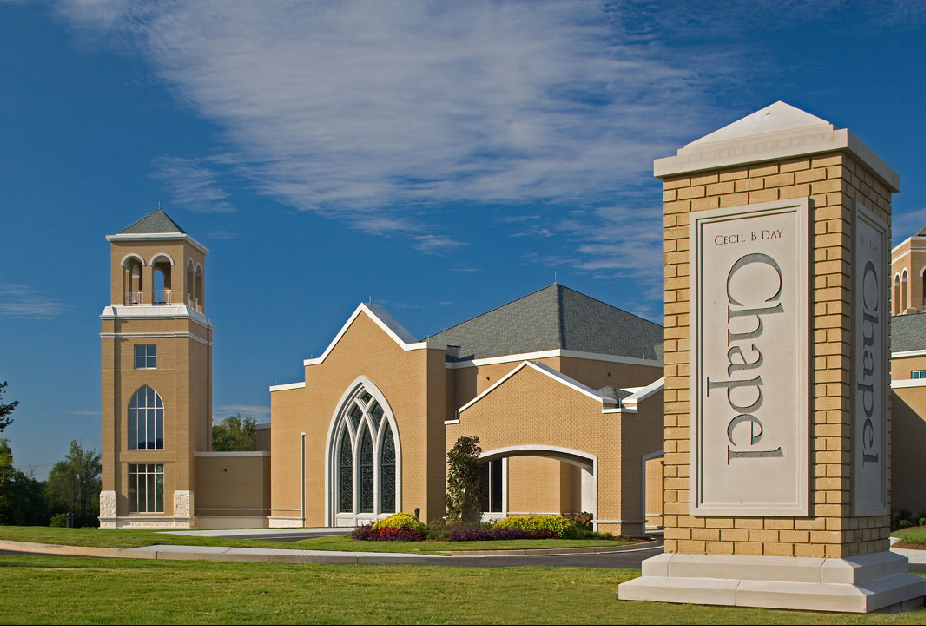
[271, 312, 446, 526]
[268, 386, 304, 521]
[195, 455, 270, 515]
[891, 355, 926, 380]
[662, 152, 893, 558]
[890, 240, 926, 315]
[507, 456, 564, 513]
[891, 387, 926, 512]
[447, 363, 663, 535]
[645, 455, 664, 527]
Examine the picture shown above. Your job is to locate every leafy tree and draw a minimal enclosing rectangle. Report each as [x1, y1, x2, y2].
[0, 438, 48, 526]
[0, 381, 18, 432]
[444, 435, 485, 523]
[212, 413, 258, 451]
[46, 440, 102, 528]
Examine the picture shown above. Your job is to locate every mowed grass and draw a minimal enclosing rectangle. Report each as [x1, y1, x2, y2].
[2, 555, 926, 625]
[893, 527, 926, 548]
[0, 526, 626, 553]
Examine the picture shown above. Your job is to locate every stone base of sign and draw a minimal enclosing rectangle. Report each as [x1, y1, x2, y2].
[618, 552, 925, 613]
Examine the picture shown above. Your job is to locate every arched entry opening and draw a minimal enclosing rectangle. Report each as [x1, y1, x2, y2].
[479, 446, 597, 527]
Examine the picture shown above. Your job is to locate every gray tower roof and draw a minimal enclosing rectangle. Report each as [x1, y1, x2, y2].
[429, 284, 663, 363]
[119, 208, 186, 235]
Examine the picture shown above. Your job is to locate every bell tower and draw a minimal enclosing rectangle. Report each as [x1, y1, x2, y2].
[99, 208, 212, 528]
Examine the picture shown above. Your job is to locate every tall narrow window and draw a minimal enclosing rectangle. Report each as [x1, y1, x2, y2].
[330, 383, 399, 523]
[338, 432, 353, 514]
[128, 463, 163, 513]
[380, 423, 395, 513]
[359, 428, 374, 513]
[129, 386, 164, 450]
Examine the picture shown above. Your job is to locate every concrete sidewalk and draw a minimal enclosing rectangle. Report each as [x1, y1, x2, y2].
[0, 538, 651, 565]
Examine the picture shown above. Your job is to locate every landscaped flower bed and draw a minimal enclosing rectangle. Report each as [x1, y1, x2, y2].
[351, 512, 611, 543]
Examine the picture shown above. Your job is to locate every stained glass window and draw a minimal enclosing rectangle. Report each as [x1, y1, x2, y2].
[359, 428, 374, 513]
[380, 424, 395, 513]
[370, 402, 384, 428]
[334, 386, 399, 519]
[338, 432, 353, 513]
[349, 404, 363, 429]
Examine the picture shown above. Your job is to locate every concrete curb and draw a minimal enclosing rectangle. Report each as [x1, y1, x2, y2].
[0, 538, 659, 564]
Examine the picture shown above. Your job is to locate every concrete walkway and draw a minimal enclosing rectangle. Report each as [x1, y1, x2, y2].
[3, 536, 924, 567]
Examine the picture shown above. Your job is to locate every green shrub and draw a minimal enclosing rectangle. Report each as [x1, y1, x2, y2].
[493, 515, 579, 539]
[372, 512, 426, 532]
[425, 519, 451, 541]
[49, 513, 68, 528]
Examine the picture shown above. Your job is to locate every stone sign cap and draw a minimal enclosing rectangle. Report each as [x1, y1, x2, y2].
[654, 101, 899, 193]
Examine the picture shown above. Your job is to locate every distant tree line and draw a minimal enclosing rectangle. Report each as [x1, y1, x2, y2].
[0, 381, 102, 527]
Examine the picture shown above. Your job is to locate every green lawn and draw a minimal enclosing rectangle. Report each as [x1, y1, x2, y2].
[893, 527, 926, 548]
[0, 526, 627, 553]
[0, 555, 924, 624]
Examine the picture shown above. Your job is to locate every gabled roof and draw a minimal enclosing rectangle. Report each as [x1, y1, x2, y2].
[892, 312, 926, 353]
[303, 303, 431, 367]
[428, 284, 663, 363]
[119, 208, 186, 234]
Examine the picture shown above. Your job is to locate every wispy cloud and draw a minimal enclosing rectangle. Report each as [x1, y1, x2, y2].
[54, 0, 732, 253]
[893, 206, 926, 243]
[0, 283, 65, 318]
[151, 156, 236, 213]
[215, 404, 270, 422]
[206, 230, 243, 240]
[70, 410, 101, 416]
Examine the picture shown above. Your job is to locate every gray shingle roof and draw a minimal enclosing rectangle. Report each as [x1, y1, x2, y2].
[892, 312, 926, 352]
[119, 208, 186, 234]
[428, 284, 663, 362]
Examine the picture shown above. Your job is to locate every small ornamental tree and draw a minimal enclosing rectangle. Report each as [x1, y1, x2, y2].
[444, 435, 485, 523]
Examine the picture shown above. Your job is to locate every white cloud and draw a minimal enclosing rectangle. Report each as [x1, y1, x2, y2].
[54, 0, 727, 255]
[892, 206, 926, 243]
[0, 283, 65, 318]
[151, 156, 236, 213]
[215, 404, 270, 421]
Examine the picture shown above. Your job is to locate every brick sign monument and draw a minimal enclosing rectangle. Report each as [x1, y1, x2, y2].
[618, 102, 926, 612]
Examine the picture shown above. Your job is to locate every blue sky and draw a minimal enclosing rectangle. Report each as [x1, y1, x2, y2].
[1, 0, 925, 478]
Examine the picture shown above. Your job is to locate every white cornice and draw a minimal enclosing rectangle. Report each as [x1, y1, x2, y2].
[892, 350, 926, 359]
[100, 331, 212, 346]
[100, 304, 212, 329]
[303, 303, 439, 366]
[106, 232, 209, 255]
[445, 349, 663, 370]
[269, 382, 306, 392]
[891, 379, 926, 389]
[194, 451, 270, 457]
[654, 102, 899, 193]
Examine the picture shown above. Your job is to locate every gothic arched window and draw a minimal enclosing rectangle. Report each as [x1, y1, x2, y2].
[329, 382, 399, 525]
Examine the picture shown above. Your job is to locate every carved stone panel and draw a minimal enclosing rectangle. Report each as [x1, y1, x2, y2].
[690, 199, 810, 516]
[852, 203, 888, 516]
